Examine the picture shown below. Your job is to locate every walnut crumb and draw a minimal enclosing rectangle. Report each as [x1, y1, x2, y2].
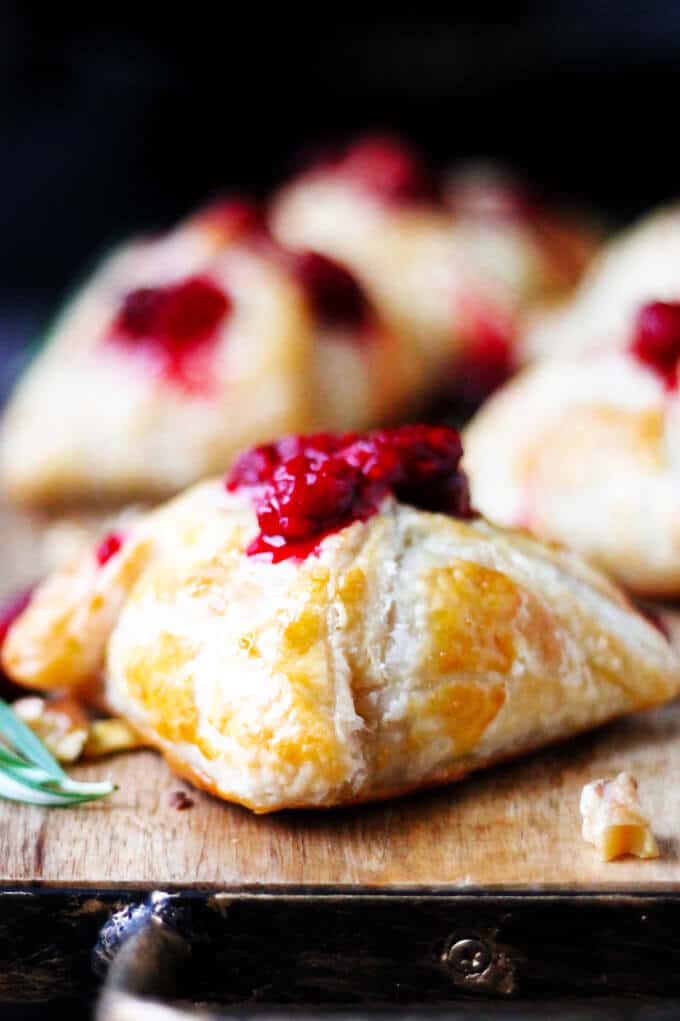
[13, 695, 89, 763]
[580, 772, 659, 862]
[13, 695, 144, 763]
[83, 718, 145, 759]
[169, 790, 194, 811]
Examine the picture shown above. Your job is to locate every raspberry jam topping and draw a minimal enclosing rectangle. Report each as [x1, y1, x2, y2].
[226, 426, 472, 562]
[317, 137, 440, 206]
[109, 275, 231, 390]
[293, 251, 371, 330]
[631, 301, 680, 389]
[95, 532, 124, 567]
[452, 296, 516, 410]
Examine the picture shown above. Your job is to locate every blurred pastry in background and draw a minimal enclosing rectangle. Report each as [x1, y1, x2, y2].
[444, 163, 598, 303]
[524, 204, 680, 362]
[0, 137, 601, 513]
[464, 299, 680, 595]
[271, 137, 600, 406]
[0, 201, 421, 508]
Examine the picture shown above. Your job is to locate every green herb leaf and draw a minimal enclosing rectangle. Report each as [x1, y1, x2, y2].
[0, 698, 65, 777]
[0, 697, 115, 807]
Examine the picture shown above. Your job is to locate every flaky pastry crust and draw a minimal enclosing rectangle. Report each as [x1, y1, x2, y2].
[464, 351, 680, 595]
[3, 480, 678, 812]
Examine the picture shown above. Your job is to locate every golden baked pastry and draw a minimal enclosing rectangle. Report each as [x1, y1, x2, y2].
[3, 427, 677, 812]
[464, 304, 680, 594]
[0, 201, 420, 508]
[524, 204, 680, 361]
[272, 138, 598, 401]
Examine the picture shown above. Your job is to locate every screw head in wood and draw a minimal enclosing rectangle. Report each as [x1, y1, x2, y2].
[443, 937, 491, 976]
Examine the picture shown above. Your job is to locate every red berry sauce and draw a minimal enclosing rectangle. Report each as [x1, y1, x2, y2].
[631, 301, 680, 389]
[245, 235, 377, 341]
[451, 296, 516, 409]
[293, 251, 371, 332]
[196, 197, 376, 340]
[310, 136, 441, 207]
[109, 275, 231, 391]
[95, 532, 124, 567]
[226, 426, 473, 562]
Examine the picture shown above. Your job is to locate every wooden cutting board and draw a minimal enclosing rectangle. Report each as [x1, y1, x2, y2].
[1, 505, 680, 890]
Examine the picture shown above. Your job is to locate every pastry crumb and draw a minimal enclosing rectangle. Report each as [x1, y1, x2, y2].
[580, 772, 659, 861]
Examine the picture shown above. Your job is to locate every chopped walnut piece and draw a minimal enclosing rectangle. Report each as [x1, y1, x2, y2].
[580, 772, 659, 861]
[83, 718, 144, 759]
[13, 695, 89, 763]
[12, 696, 144, 763]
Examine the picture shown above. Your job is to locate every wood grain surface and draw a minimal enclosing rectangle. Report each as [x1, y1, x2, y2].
[1, 507, 680, 889]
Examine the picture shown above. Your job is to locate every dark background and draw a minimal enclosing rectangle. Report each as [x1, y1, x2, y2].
[1, 3, 679, 376]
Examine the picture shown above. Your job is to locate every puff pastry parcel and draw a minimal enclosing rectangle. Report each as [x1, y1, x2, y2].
[0, 200, 420, 507]
[272, 137, 598, 397]
[464, 301, 680, 595]
[524, 203, 680, 362]
[3, 427, 677, 812]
